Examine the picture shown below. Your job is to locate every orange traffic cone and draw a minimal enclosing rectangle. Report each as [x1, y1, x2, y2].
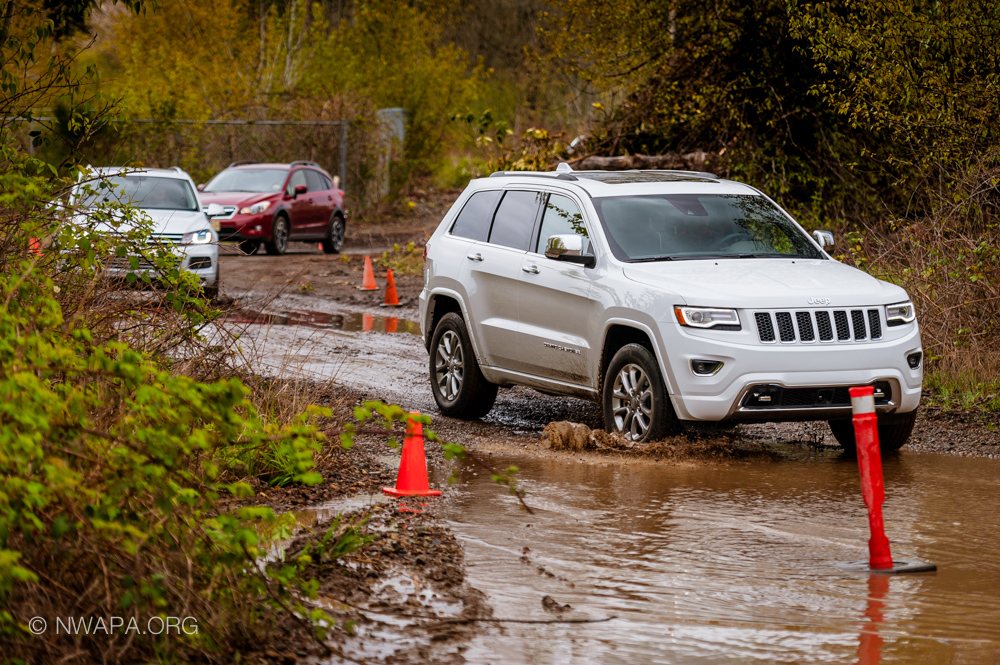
[358, 256, 378, 291]
[29, 237, 41, 255]
[380, 269, 403, 307]
[383, 413, 442, 497]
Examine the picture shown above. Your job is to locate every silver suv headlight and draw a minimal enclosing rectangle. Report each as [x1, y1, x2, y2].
[182, 229, 213, 245]
[885, 301, 916, 326]
[674, 306, 741, 329]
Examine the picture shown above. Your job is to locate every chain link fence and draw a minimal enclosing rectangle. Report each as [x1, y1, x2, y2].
[8, 115, 401, 211]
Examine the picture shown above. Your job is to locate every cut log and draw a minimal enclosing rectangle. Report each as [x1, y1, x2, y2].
[572, 151, 711, 172]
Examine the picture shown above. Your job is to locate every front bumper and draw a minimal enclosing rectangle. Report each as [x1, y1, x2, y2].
[107, 244, 219, 287]
[217, 213, 271, 242]
[661, 321, 923, 422]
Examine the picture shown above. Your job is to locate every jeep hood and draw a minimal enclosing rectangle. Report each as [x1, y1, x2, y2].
[622, 258, 909, 308]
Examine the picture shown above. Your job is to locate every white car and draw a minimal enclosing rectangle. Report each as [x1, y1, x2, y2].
[420, 165, 923, 451]
[73, 167, 222, 295]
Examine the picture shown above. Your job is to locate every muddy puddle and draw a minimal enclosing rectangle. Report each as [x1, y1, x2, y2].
[228, 308, 420, 336]
[441, 447, 1000, 664]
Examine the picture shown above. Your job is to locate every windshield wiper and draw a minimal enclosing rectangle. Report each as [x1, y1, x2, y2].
[630, 255, 675, 262]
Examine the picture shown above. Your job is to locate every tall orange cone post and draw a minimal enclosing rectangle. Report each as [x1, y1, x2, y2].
[380, 269, 403, 307]
[843, 386, 935, 574]
[358, 256, 378, 291]
[383, 412, 442, 497]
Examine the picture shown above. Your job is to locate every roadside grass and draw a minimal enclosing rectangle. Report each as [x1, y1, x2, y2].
[924, 371, 1000, 414]
[377, 241, 424, 274]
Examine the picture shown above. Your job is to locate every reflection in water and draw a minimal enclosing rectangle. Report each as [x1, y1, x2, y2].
[442, 449, 1000, 664]
[227, 308, 420, 336]
[857, 575, 889, 665]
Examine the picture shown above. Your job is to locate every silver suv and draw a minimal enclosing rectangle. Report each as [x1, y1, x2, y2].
[419, 166, 923, 450]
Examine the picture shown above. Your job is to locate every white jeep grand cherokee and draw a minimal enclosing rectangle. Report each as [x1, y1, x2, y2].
[419, 166, 923, 451]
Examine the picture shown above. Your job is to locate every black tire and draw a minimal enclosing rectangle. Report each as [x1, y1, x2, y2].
[429, 312, 498, 419]
[602, 343, 680, 442]
[264, 216, 289, 255]
[321, 213, 346, 254]
[238, 240, 260, 255]
[828, 409, 918, 454]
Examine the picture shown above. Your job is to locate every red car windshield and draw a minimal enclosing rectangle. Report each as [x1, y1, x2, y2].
[204, 168, 287, 193]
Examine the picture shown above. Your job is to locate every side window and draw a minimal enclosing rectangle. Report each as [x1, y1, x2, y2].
[305, 170, 326, 192]
[450, 190, 501, 241]
[489, 190, 544, 251]
[321, 174, 333, 190]
[286, 169, 307, 195]
[536, 194, 589, 254]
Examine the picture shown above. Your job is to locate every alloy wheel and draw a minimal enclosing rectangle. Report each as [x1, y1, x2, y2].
[611, 363, 654, 440]
[434, 330, 464, 401]
[274, 218, 288, 252]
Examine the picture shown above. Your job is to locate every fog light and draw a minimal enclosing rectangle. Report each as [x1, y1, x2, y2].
[691, 359, 723, 375]
[907, 352, 922, 369]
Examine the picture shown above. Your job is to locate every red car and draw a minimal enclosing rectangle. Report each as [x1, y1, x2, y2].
[198, 161, 346, 255]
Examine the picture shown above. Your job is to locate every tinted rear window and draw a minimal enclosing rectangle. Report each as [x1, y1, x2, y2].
[450, 190, 501, 241]
[489, 190, 544, 251]
[305, 169, 326, 191]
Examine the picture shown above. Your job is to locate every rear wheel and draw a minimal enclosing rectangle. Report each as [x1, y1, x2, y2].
[603, 343, 680, 442]
[828, 409, 918, 454]
[264, 216, 289, 255]
[321, 213, 345, 254]
[429, 312, 498, 419]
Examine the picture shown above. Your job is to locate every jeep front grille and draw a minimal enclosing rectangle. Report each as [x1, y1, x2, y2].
[753, 309, 884, 344]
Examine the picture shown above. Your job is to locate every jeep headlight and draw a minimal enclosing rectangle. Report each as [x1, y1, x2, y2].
[240, 201, 271, 215]
[885, 301, 916, 326]
[674, 306, 741, 330]
[182, 229, 213, 245]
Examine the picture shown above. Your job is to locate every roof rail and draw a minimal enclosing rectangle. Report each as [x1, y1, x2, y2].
[488, 171, 578, 182]
[290, 160, 321, 168]
[227, 160, 259, 168]
[169, 166, 184, 173]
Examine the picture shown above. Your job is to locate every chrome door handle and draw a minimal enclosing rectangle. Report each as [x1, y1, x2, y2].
[522, 265, 539, 274]
[467, 253, 484, 262]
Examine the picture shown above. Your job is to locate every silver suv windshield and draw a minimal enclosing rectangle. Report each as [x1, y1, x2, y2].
[593, 193, 823, 261]
[80, 175, 199, 211]
[203, 168, 288, 193]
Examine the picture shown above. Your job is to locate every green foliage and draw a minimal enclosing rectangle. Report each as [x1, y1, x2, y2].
[301, 512, 376, 563]
[376, 241, 423, 275]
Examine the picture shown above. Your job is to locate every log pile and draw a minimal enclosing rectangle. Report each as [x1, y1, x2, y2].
[571, 151, 711, 171]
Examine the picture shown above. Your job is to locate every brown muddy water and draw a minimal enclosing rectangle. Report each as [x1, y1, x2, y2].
[441, 447, 1000, 664]
[229, 308, 420, 335]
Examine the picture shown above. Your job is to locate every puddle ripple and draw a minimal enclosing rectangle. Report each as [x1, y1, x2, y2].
[443, 449, 1000, 664]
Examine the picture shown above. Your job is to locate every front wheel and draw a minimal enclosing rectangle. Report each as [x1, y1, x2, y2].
[828, 409, 918, 454]
[429, 312, 498, 419]
[603, 343, 680, 442]
[264, 216, 289, 255]
[321, 214, 345, 254]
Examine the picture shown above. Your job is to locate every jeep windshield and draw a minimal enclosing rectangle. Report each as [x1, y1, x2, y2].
[593, 194, 823, 261]
[203, 168, 287, 193]
[79, 175, 199, 211]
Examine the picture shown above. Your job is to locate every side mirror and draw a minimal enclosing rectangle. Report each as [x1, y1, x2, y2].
[813, 230, 834, 249]
[294, 184, 308, 197]
[205, 203, 226, 217]
[197, 183, 206, 191]
[545, 234, 595, 268]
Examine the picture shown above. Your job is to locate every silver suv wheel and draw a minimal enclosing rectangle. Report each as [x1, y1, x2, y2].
[611, 363, 653, 440]
[435, 330, 464, 401]
[428, 311, 499, 419]
[602, 343, 680, 443]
